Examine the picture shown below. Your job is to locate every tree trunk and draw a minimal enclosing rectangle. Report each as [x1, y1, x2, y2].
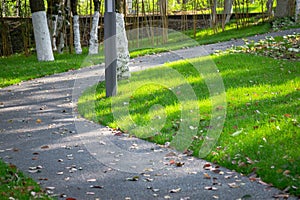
[210, 0, 218, 32]
[160, 0, 168, 43]
[266, 0, 274, 17]
[29, 0, 54, 61]
[116, 13, 130, 79]
[296, 0, 300, 21]
[89, 0, 100, 55]
[47, 0, 61, 51]
[275, 0, 295, 18]
[224, 0, 233, 24]
[71, 0, 82, 54]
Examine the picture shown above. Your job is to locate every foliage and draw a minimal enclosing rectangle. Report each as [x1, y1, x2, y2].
[272, 17, 300, 31]
[0, 160, 52, 199]
[78, 52, 300, 196]
[225, 33, 300, 60]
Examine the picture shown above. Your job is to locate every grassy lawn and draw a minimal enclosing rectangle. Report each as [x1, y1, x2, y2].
[1, 21, 282, 88]
[0, 20, 299, 198]
[0, 160, 51, 199]
[78, 51, 300, 196]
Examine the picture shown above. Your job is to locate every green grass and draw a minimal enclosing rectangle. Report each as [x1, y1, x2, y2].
[0, 160, 52, 199]
[78, 53, 300, 196]
[0, 48, 104, 88]
[0, 22, 274, 88]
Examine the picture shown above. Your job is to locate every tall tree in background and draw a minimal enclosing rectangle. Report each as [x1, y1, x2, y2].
[89, 0, 100, 54]
[160, 0, 168, 43]
[210, 0, 218, 32]
[275, 0, 295, 18]
[29, 0, 54, 61]
[71, 0, 82, 54]
[266, 0, 274, 18]
[47, 0, 61, 51]
[222, 0, 233, 30]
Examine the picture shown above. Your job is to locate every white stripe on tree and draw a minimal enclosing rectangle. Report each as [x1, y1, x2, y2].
[32, 11, 54, 61]
[73, 15, 82, 54]
[89, 11, 100, 55]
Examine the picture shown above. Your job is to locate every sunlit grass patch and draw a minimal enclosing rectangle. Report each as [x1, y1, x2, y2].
[78, 53, 300, 195]
[0, 160, 52, 199]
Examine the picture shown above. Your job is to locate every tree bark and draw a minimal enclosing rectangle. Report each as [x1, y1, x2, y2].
[47, 0, 61, 51]
[88, 0, 100, 54]
[71, 0, 82, 54]
[29, 0, 54, 61]
[266, 0, 274, 17]
[210, 0, 218, 32]
[160, 0, 168, 43]
[275, 0, 295, 18]
[116, 13, 130, 79]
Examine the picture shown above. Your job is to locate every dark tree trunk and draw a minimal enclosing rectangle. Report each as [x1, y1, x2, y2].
[29, 0, 45, 13]
[275, 0, 295, 18]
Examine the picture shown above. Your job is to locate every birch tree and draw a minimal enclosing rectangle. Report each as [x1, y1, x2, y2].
[29, 0, 54, 61]
[89, 0, 100, 55]
[71, 0, 82, 54]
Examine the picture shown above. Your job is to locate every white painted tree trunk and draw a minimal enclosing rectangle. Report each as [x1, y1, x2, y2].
[73, 15, 82, 54]
[32, 11, 54, 61]
[116, 13, 130, 79]
[89, 11, 100, 55]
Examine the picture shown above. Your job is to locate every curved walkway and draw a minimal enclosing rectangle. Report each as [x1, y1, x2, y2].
[0, 29, 299, 200]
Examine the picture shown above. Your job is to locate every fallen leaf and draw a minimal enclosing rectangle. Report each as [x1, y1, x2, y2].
[66, 198, 76, 200]
[87, 178, 97, 182]
[228, 182, 239, 188]
[45, 186, 55, 190]
[204, 186, 218, 191]
[165, 152, 177, 157]
[170, 188, 181, 193]
[203, 163, 212, 170]
[41, 145, 49, 149]
[231, 129, 243, 137]
[211, 168, 221, 173]
[212, 195, 219, 199]
[203, 173, 211, 179]
[86, 192, 95, 195]
[126, 176, 139, 181]
[176, 162, 184, 167]
[36, 119, 42, 123]
[258, 180, 272, 186]
[90, 185, 103, 189]
[272, 194, 289, 198]
[169, 160, 176, 165]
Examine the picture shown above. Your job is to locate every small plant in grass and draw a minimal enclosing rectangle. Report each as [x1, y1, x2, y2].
[0, 160, 52, 199]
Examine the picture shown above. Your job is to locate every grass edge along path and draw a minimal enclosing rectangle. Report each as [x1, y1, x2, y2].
[0, 160, 52, 199]
[78, 53, 300, 196]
